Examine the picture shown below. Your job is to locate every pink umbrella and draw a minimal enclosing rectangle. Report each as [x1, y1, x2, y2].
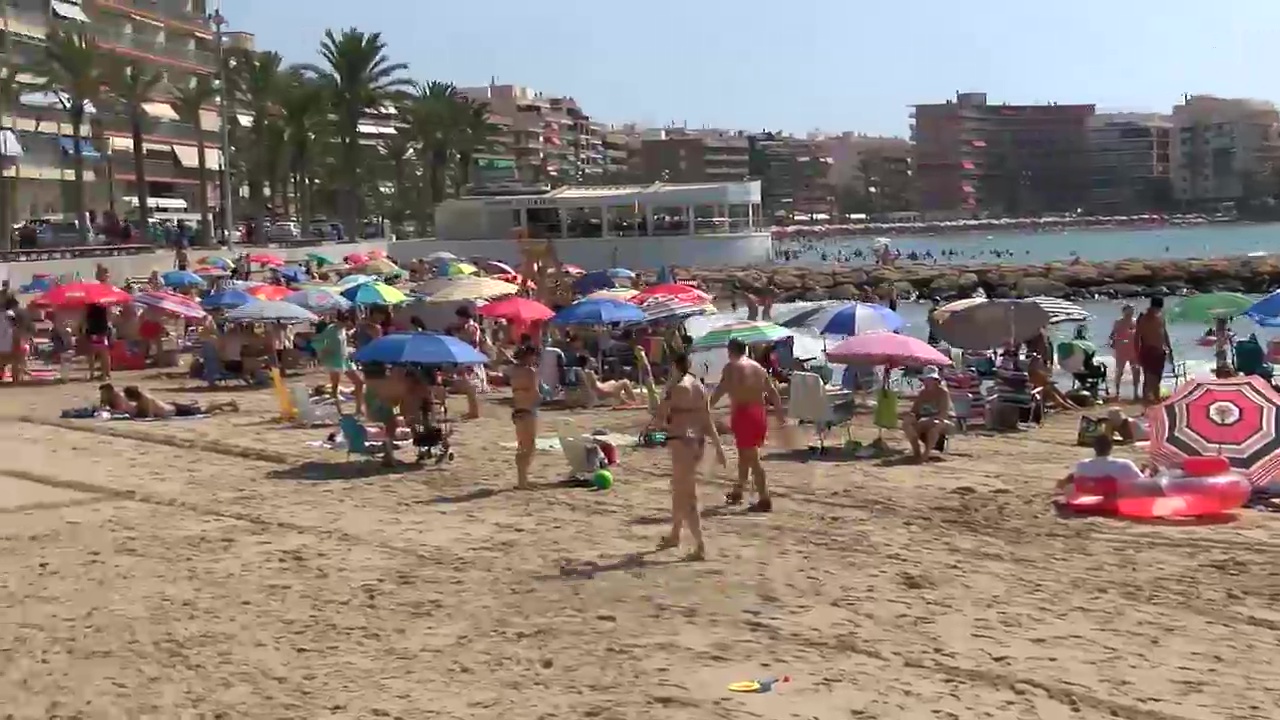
[825, 332, 952, 368]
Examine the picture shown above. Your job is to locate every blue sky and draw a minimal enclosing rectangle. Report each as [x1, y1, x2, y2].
[220, 0, 1275, 137]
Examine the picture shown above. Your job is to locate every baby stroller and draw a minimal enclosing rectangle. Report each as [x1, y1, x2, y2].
[411, 385, 455, 464]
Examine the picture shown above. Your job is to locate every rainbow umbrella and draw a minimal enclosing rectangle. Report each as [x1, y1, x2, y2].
[690, 320, 792, 351]
[438, 261, 479, 277]
[197, 256, 232, 270]
[341, 282, 408, 306]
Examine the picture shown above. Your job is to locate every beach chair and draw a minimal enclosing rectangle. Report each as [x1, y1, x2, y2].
[337, 415, 387, 460]
[788, 371, 847, 454]
[1234, 335, 1273, 380]
[289, 385, 339, 426]
[199, 342, 242, 386]
[559, 433, 605, 482]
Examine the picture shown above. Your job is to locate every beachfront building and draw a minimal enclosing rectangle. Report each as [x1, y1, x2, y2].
[1, 0, 224, 221]
[1087, 113, 1173, 213]
[600, 126, 632, 182]
[911, 91, 1095, 218]
[816, 133, 914, 215]
[1170, 95, 1280, 205]
[456, 83, 601, 187]
[630, 127, 751, 185]
[429, 180, 771, 268]
[749, 132, 835, 222]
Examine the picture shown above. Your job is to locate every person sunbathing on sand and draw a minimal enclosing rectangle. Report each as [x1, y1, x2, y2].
[121, 385, 239, 419]
[581, 357, 639, 406]
[98, 383, 130, 413]
[653, 352, 726, 561]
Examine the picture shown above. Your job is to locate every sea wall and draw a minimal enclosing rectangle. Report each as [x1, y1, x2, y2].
[382, 233, 774, 271]
[681, 255, 1280, 301]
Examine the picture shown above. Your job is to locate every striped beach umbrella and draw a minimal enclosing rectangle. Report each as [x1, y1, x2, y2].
[225, 299, 318, 324]
[132, 291, 207, 320]
[637, 295, 716, 323]
[1026, 296, 1091, 324]
[690, 320, 792, 351]
[341, 281, 408, 306]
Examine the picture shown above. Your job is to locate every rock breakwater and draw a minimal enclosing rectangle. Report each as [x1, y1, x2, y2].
[676, 255, 1280, 302]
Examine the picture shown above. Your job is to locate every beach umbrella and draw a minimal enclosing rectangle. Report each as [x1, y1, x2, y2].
[359, 258, 404, 277]
[343, 252, 369, 266]
[224, 279, 263, 290]
[825, 332, 952, 368]
[32, 281, 130, 308]
[572, 270, 621, 294]
[436, 261, 479, 277]
[284, 288, 351, 313]
[414, 276, 520, 302]
[935, 299, 1051, 350]
[552, 298, 646, 326]
[278, 265, 310, 283]
[201, 288, 255, 309]
[690, 320, 792, 351]
[1026, 296, 1091, 324]
[492, 272, 534, 288]
[194, 265, 229, 277]
[1246, 290, 1280, 327]
[353, 332, 488, 366]
[1056, 339, 1096, 374]
[780, 301, 904, 336]
[631, 282, 712, 306]
[636, 295, 716, 323]
[477, 297, 554, 323]
[246, 284, 292, 301]
[585, 287, 638, 302]
[424, 251, 458, 262]
[224, 299, 318, 324]
[934, 297, 988, 321]
[305, 252, 336, 267]
[247, 253, 284, 267]
[1147, 375, 1280, 485]
[18, 275, 57, 294]
[606, 268, 636, 280]
[161, 270, 205, 289]
[367, 248, 388, 259]
[336, 274, 376, 288]
[559, 263, 586, 276]
[1168, 292, 1255, 324]
[476, 259, 516, 275]
[342, 281, 409, 306]
[133, 291, 207, 320]
[197, 256, 232, 270]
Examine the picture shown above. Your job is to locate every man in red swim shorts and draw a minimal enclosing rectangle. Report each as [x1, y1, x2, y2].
[711, 338, 785, 512]
[1135, 296, 1172, 405]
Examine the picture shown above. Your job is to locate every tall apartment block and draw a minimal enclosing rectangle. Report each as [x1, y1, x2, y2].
[1087, 113, 1172, 213]
[749, 132, 834, 220]
[1170, 95, 1280, 204]
[912, 91, 1094, 217]
[2, 0, 225, 219]
[630, 128, 750, 184]
[816, 133, 913, 213]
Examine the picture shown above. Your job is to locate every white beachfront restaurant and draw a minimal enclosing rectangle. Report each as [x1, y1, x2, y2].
[418, 180, 773, 268]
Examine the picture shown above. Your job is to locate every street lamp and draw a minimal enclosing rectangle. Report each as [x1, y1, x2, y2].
[211, 4, 234, 248]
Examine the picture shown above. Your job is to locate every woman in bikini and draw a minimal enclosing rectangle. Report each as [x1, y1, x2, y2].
[653, 352, 726, 561]
[1110, 304, 1139, 400]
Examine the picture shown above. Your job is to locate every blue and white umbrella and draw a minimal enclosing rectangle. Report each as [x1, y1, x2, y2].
[606, 268, 636, 280]
[161, 270, 206, 289]
[1247, 291, 1280, 327]
[552, 298, 646, 326]
[1026, 296, 1091, 325]
[353, 332, 488, 365]
[781, 301, 904, 336]
[224, 299, 318, 324]
[201, 288, 255, 309]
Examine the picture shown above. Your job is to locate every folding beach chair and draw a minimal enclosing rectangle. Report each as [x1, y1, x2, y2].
[559, 433, 606, 484]
[289, 385, 339, 427]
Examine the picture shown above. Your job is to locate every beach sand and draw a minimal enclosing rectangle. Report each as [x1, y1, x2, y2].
[1, 369, 1279, 719]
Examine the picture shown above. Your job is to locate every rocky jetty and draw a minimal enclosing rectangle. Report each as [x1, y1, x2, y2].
[674, 255, 1280, 303]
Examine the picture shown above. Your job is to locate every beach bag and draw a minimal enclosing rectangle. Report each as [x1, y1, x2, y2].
[1076, 416, 1107, 446]
[638, 428, 668, 448]
[873, 387, 899, 430]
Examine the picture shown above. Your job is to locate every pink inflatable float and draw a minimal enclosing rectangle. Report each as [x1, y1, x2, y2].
[1062, 456, 1252, 519]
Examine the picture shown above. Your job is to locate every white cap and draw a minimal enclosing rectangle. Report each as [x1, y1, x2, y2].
[921, 366, 941, 380]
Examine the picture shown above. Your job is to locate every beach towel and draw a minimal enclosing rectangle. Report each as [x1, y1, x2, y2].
[498, 433, 638, 452]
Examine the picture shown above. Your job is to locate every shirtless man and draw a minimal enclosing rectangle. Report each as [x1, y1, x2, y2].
[654, 352, 726, 560]
[710, 338, 785, 512]
[1135, 296, 1172, 404]
[509, 344, 541, 490]
[121, 385, 239, 418]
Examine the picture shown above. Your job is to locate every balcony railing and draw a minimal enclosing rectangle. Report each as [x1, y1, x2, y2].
[95, 0, 214, 35]
[95, 28, 217, 70]
[111, 156, 205, 182]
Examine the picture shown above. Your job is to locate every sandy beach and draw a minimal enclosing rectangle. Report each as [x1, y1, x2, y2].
[2, 368, 1279, 719]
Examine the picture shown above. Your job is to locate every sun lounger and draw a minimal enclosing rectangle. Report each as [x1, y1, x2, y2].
[788, 371, 851, 453]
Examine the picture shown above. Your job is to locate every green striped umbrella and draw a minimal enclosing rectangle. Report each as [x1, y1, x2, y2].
[1167, 292, 1254, 324]
[691, 320, 792, 351]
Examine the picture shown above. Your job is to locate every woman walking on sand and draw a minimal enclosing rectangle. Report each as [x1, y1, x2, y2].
[1110, 304, 1140, 400]
[654, 352, 726, 561]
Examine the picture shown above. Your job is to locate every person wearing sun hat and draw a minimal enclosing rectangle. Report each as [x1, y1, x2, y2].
[903, 366, 954, 463]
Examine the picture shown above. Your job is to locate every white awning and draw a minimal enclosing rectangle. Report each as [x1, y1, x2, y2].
[172, 144, 202, 168]
[144, 142, 172, 154]
[205, 147, 223, 170]
[234, 113, 253, 127]
[198, 110, 220, 131]
[141, 102, 179, 121]
[51, 0, 90, 22]
[107, 136, 132, 152]
[5, 20, 45, 40]
[122, 196, 187, 210]
[15, 73, 45, 86]
[0, 130, 23, 158]
[357, 123, 382, 135]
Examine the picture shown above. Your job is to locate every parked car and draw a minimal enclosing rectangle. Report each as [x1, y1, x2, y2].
[308, 219, 345, 241]
[267, 221, 301, 241]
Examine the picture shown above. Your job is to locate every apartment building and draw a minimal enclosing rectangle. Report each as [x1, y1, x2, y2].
[749, 132, 834, 220]
[599, 125, 631, 181]
[457, 83, 602, 187]
[912, 91, 1094, 217]
[631, 128, 751, 184]
[1087, 113, 1172, 213]
[816, 133, 913, 213]
[1170, 95, 1280, 204]
[1, 0, 224, 220]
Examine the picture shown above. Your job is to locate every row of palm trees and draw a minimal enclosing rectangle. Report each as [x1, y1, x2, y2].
[0, 26, 503, 249]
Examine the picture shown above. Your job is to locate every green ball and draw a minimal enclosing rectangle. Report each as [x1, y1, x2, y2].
[592, 469, 614, 490]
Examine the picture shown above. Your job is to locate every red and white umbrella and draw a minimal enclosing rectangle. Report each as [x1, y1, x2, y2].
[1147, 376, 1280, 485]
[825, 332, 953, 368]
[630, 283, 713, 306]
[247, 253, 284, 267]
[31, 281, 131, 308]
[133, 291, 207, 320]
[246, 284, 292, 301]
[559, 263, 586, 276]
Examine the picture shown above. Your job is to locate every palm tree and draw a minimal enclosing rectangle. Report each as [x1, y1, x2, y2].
[171, 77, 217, 246]
[279, 70, 328, 230]
[41, 29, 102, 244]
[404, 81, 460, 210]
[375, 130, 414, 237]
[232, 49, 284, 241]
[453, 98, 501, 194]
[106, 59, 165, 236]
[314, 28, 408, 239]
[0, 65, 27, 251]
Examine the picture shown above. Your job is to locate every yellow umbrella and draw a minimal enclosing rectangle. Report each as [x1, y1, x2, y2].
[440, 261, 479, 277]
